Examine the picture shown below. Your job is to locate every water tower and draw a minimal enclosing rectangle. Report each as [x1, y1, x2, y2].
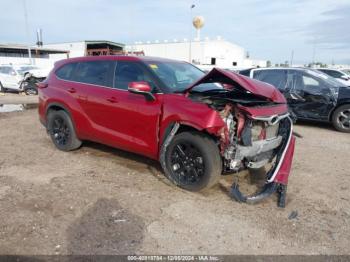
[192, 16, 204, 41]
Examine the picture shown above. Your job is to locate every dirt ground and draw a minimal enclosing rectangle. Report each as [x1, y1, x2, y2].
[0, 96, 349, 255]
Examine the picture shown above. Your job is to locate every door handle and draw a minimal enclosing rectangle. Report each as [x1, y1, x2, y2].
[107, 97, 118, 103]
[67, 88, 76, 93]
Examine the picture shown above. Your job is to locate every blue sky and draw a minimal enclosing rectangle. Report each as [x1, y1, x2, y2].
[1, 0, 349, 65]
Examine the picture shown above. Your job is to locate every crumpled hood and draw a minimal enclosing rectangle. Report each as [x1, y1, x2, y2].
[185, 68, 286, 103]
[26, 67, 51, 78]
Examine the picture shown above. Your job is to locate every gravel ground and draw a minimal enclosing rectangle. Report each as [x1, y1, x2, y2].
[0, 105, 349, 255]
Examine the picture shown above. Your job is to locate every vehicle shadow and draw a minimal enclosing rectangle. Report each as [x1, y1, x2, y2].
[80, 141, 173, 186]
[81, 141, 161, 170]
[295, 119, 335, 131]
[66, 198, 145, 255]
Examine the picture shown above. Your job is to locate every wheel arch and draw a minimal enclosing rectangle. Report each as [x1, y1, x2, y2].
[46, 102, 72, 117]
[329, 101, 350, 121]
[159, 121, 221, 159]
[45, 102, 78, 134]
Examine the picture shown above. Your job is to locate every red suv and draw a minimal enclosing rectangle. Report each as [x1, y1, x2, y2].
[38, 56, 296, 206]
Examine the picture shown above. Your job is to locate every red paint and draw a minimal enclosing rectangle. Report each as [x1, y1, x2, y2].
[128, 81, 151, 92]
[39, 56, 294, 186]
[237, 104, 288, 118]
[274, 136, 296, 185]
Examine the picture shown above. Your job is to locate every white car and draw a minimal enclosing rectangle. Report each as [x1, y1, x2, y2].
[0, 64, 51, 95]
[318, 68, 350, 87]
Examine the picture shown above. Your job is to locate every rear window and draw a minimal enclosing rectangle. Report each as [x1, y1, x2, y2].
[239, 69, 251, 77]
[253, 70, 287, 91]
[55, 63, 78, 81]
[73, 61, 114, 87]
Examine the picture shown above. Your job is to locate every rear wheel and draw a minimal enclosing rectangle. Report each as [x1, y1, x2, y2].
[163, 131, 222, 191]
[47, 110, 82, 151]
[332, 104, 350, 133]
[24, 87, 38, 95]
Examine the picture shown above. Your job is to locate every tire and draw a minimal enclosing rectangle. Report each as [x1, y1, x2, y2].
[25, 87, 38, 95]
[163, 131, 222, 191]
[332, 104, 350, 133]
[47, 110, 82, 151]
[0, 82, 4, 93]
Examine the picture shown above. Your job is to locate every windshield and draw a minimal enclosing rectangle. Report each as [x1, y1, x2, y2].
[306, 69, 346, 87]
[15, 66, 39, 75]
[145, 61, 207, 92]
[341, 69, 350, 76]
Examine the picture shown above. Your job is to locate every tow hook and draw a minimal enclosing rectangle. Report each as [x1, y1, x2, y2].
[277, 184, 287, 208]
[230, 182, 287, 208]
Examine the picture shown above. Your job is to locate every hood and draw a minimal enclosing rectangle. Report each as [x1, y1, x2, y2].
[185, 68, 286, 103]
[26, 67, 51, 78]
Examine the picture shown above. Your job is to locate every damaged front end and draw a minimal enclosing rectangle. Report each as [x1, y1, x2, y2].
[187, 68, 296, 207]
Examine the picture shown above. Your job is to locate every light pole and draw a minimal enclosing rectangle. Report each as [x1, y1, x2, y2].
[22, 0, 32, 64]
[189, 4, 195, 63]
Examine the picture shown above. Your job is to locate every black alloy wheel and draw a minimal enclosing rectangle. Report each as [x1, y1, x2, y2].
[164, 131, 222, 191]
[47, 110, 82, 151]
[52, 116, 70, 146]
[170, 141, 206, 186]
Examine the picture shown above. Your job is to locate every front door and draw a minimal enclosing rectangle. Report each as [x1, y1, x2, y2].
[287, 70, 335, 120]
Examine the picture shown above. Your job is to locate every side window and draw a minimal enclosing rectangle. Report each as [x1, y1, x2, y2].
[114, 61, 155, 90]
[253, 70, 287, 91]
[239, 69, 251, 77]
[56, 63, 78, 81]
[1, 67, 12, 75]
[291, 71, 330, 95]
[302, 75, 319, 87]
[73, 61, 114, 87]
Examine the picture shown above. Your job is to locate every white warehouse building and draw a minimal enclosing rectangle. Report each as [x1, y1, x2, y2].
[126, 37, 266, 69]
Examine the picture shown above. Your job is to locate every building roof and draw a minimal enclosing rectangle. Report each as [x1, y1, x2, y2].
[44, 40, 125, 48]
[0, 43, 69, 54]
[53, 55, 190, 66]
[84, 40, 125, 48]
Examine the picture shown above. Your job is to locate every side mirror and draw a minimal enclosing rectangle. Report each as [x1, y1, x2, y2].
[340, 75, 350, 81]
[10, 70, 16, 76]
[128, 82, 155, 101]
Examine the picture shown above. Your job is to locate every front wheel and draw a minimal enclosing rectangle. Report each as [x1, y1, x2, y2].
[24, 87, 38, 95]
[47, 110, 82, 151]
[332, 104, 350, 133]
[163, 131, 222, 191]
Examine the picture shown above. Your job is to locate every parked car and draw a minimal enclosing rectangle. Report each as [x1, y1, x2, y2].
[318, 68, 350, 87]
[0, 64, 50, 95]
[38, 56, 296, 206]
[239, 67, 350, 132]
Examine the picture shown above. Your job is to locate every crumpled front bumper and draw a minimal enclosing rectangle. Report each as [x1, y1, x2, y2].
[230, 117, 296, 207]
